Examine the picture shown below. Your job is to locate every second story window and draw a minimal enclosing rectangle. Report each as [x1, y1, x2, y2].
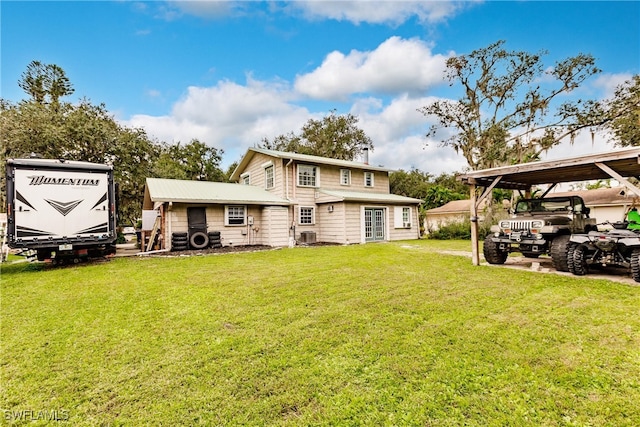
[241, 173, 250, 185]
[364, 171, 374, 187]
[297, 164, 318, 187]
[265, 165, 274, 189]
[340, 169, 351, 186]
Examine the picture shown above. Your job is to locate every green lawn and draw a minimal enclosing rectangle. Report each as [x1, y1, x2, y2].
[1, 240, 639, 426]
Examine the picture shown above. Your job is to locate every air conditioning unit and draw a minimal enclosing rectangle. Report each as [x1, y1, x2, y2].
[403, 222, 411, 228]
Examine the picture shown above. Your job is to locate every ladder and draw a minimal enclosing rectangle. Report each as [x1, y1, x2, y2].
[146, 215, 162, 252]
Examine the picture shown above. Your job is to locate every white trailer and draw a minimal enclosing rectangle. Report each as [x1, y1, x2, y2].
[5, 158, 117, 262]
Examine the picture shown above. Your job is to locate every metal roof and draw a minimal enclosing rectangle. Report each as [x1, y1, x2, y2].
[144, 178, 291, 206]
[458, 148, 640, 190]
[230, 147, 392, 181]
[318, 189, 422, 204]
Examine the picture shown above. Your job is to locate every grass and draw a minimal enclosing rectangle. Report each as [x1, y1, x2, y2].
[1, 240, 639, 426]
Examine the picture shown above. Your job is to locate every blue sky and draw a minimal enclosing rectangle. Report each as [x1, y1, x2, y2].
[2, 1, 639, 175]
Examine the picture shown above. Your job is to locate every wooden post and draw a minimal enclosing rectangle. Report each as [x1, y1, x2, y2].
[470, 181, 480, 266]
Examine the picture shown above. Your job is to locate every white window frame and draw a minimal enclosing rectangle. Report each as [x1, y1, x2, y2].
[364, 171, 374, 187]
[225, 205, 246, 226]
[297, 164, 319, 187]
[340, 169, 351, 186]
[298, 206, 315, 225]
[240, 173, 250, 185]
[264, 165, 275, 189]
[394, 206, 412, 228]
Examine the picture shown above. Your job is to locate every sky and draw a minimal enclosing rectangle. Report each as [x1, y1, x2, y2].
[2, 1, 639, 176]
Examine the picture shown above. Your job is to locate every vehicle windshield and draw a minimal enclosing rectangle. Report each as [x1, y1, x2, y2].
[515, 199, 571, 213]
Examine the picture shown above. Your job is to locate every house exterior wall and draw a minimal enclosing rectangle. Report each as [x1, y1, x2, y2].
[425, 212, 470, 233]
[163, 203, 283, 249]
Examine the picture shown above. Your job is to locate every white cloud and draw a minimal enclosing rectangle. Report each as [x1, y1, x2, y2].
[125, 78, 311, 165]
[592, 72, 634, 99]
[291, 1, 474, 25]
[294, 36, 450, 100]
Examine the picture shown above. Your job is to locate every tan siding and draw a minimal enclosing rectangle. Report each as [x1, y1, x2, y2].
[388, 205, 420, 241]
[344, 203, 364, 244]
[261, 206, 290, 247]
[317, 203, 346, 243]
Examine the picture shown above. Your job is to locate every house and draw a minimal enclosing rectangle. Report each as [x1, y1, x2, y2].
[424, 186, 636, 233]
[142, 148, 422, 250]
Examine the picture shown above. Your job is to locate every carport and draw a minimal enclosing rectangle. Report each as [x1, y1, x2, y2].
[458, 147, 640, 265]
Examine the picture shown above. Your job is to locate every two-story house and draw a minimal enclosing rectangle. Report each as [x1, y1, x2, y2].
[141, 148, 422, 250]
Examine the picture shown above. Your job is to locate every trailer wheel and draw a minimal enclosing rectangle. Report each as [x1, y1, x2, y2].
[189, 232, 210, 249]
[572, 245, 589, 276]
[630, 249, 640, 282]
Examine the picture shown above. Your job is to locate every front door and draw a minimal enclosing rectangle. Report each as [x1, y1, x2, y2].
[364, 208, 385, 242]
[187, 207, 207, 234]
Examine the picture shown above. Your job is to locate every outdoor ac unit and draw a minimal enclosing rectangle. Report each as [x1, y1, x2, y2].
[403, 222, 411, 228]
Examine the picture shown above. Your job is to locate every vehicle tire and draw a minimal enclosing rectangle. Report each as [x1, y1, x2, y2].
[208, 231, 221, 238]
[572, 244, 589, 276]
[550, 235, 571, 272]
[483, 237, 508, 264]
[567, 242, 577, 274]
[189, 231, 210, 249]
[172, 235, 188, 242]
[172, 244, 188, 251]
[630, 248, 640, 282]
[172, 232, 188, 238]
[521, 252, 540, 258]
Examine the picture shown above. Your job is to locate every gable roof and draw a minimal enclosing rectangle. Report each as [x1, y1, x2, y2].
[317, 189, 422, 205]
[143, 178, 291, 209]
[230, 147, 392, 181]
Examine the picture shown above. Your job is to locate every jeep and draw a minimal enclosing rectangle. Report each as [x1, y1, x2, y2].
[483, 196, 598, 271]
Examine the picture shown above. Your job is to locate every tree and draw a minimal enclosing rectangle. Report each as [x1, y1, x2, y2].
[419, 40, 602, 170]
[18, 60, 74, 107]
[604, 75, 640, 147]
[153, 139, 225, 182]
[260, 110, 373, 161]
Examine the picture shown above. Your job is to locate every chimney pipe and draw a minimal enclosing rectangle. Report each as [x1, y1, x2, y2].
[363, 147, 369, 165]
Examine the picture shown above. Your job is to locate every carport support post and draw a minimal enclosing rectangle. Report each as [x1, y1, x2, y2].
[469, 180, 480, 266]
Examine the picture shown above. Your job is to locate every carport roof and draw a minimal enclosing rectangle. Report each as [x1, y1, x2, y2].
[458, 148, 640, 190]
[143, 178, 291, 208]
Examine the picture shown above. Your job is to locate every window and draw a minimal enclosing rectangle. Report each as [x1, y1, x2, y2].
[364, 171, 374, 187]
[340, 169, 351, 186]
[241, 173, 250, 185]
[299, 207, 315, 225]
[226, 205, 246, 225]
[394, 206, 411, 228]
[297, 165, 318, 187]
[265, 165, 274, 189]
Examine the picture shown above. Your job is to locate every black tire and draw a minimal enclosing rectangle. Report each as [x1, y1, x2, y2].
[521, 252, 540, 258]
[567, 242, 577, 274]
[208, 231, 221, 238]
[630, 248, 640, 282]
[172, 232, 188, 238]
[189, 231, 210, 249]
[483, 237, 508, 265]
[550, 235, 571, 272]
[172, 244, 188, 251]
[211, 243, 223, 248]
[572, 244, 589, 276]
[172, 236, 188, 243]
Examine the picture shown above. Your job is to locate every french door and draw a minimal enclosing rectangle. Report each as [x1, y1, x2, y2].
[364, 208, 385, 242]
